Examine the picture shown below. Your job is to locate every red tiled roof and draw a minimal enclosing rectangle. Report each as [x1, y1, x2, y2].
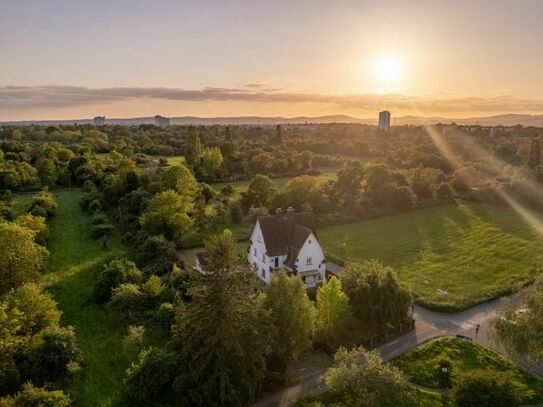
[257, 212, 315, 261]
[284, 224, 312, 269]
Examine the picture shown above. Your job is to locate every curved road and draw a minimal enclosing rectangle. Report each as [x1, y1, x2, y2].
[253, 294, 542, 407]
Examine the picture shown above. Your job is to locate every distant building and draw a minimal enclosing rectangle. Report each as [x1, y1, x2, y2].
[378, 110, 391, 131]
[154, 115, 170, 127]
[93, 116, 106, 126]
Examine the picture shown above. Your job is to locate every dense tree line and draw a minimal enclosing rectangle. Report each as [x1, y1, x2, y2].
[0, 193, 81, 403]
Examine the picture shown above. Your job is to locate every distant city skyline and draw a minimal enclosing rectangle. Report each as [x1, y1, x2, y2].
[2, 0, 543, 120]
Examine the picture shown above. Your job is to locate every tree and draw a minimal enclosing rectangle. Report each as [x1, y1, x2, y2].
[125, 347, 177, 403]
[333, 161, 365, 207]
[136, 235, 179, 275]
[295, 151, 314, 171]
[364, 164, 392, 193]
[0, 284, 64, 393]
[527, 138, 541, 169]
[36, 158, 57, 187]
[242, 174, 277, 210]
[315, 277, 351, 342]
[276, 175, 327, 213]
[25, 325, 83, 384]
[184, 127, 202, 169]
[29, 190, 58, 219]
[275, 124, 282, 143]
[260, 271, 315, 370]
[201, 147, 224, 181]
[160, 164, 197, 197]
[93, 258, 143, 303]
[340, 261, 412, 341]
[15, 213, 48, 245]
[250, 152, 274, 173]
[0, 222, 48, 294]
[451, 370, 521, 407]
[324, 346, 414, 407]
[170, 230, 270, 406]
[490, 276, 543, 364]
[390, 185, 415, 212]
[140, 190, 194, 246]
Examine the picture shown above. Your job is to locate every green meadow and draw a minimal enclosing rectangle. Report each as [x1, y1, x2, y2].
[319, 201, 543, 311]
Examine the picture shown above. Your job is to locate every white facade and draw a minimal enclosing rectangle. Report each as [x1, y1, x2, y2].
[248, 219, 326, 288]
[292, 232, 326, 287]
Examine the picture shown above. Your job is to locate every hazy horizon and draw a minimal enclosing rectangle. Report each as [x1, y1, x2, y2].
[3, 0, 543, 121]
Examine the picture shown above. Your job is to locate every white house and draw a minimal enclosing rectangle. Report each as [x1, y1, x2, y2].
[194, 251, 209, 274]
[248, 208, 326, 288]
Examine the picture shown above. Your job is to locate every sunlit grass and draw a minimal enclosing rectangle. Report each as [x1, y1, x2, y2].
[18, 190, 135, 406]
[319, 201, 543, 312]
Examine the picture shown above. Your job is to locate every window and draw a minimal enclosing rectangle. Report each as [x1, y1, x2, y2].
[274, 257, 279, 268]
[261, 268, 266, 278]
[306, 257, 312, 265]
[254, 248, 257, 257]
[309, 239, 311, 244]
[262, 253, 265, 262]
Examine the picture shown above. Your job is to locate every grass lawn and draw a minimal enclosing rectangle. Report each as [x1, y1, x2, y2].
[319, 201, 543, 311]
[392, 337, 543, 404]
[34, 190, 135, 406]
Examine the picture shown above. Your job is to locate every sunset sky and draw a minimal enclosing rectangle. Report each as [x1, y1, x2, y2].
[2, 0, 543, 120]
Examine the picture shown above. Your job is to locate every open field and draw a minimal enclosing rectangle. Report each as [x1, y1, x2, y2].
[392, 337, 543, 404]
[319, 201, 543, 311]
[17, 190, 135, 406]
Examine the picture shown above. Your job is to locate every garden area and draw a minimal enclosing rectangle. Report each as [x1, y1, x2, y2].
[392, 337, 543, 405]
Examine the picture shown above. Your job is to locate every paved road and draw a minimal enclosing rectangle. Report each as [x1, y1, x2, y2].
[253, 293, 542, 407]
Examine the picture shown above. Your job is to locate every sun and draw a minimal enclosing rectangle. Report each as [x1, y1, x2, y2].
[372, 55, 403, 83]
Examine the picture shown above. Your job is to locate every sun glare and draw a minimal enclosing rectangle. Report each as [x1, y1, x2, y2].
[372, 55, 402, 83]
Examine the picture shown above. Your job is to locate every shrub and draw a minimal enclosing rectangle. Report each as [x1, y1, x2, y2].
[28, 191, 58, 219]
[4, 383, 71, 407]
[93, 258, 143, 303]
[452, 370, 522, 407]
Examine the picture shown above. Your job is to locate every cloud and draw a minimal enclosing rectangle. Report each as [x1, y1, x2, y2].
[1, 85, 543, 114]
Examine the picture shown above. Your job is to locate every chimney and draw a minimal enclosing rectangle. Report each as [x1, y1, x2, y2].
[275, 208, 283, 216]
[286, 207, 294, 215]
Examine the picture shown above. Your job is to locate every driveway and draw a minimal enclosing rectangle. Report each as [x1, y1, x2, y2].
[253, 293, 542, 407]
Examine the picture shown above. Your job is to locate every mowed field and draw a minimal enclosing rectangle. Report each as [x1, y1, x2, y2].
[319, 201, 543, 311]
[14, 190, 135, 406]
